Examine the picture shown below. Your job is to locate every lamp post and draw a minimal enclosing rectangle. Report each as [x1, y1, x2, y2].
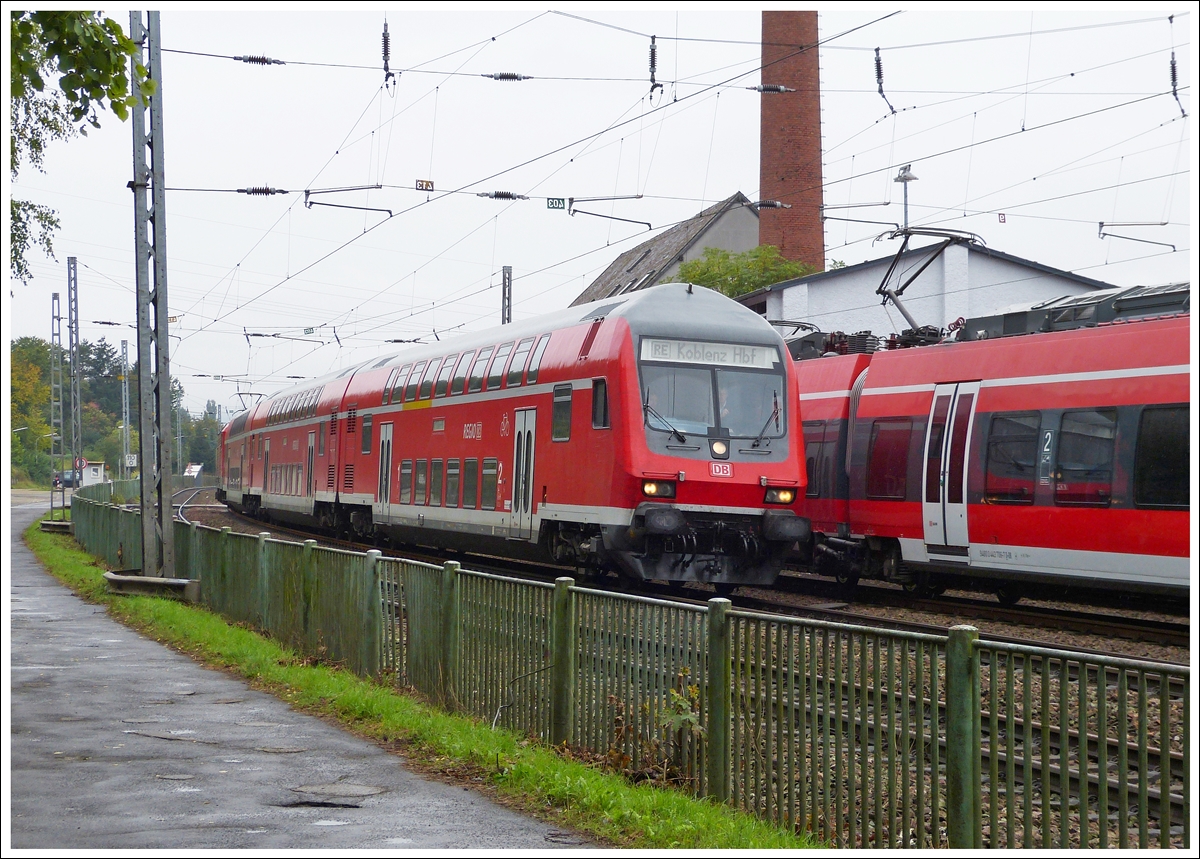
[894, 164, 918, 230]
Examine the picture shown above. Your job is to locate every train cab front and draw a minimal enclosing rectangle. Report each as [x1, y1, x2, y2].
[601, 330, 810, 587]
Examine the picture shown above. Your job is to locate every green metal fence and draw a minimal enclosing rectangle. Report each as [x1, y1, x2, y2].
[66, 493, 1189, 848]
[725, 610, 948, 848]
[972, 638, 1190, 849]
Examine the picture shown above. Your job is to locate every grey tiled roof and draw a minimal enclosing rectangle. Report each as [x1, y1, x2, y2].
[570, 192, 755, 306]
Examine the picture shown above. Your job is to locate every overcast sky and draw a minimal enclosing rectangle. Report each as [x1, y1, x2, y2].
[5, 5, 1195, 416]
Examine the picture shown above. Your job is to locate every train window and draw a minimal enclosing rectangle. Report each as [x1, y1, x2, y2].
[803, 420, 826, 497]
[430, 459, 444, 507]
[361, 415, 373, 455]
[450, 351, 475, 395]
[463, 459, 479, 508]
[592, 379, 609, 429]
[399, 460, 413, 504]
[390, 363, 412, 404]
[507, 338, 536, 387]
[420, 358, 442, 399]
[446, 459, 461, 507]
[481, 458, 499, 510]
[1055, 409, 1117, 507]
[486, 342, 514, 390]
[405, 361, 427, 402]
[467, 347, 493, 393]
[641, 365, 715, 435]
[525, 334, 550, 385]
[1134, 405, 1188, 509]
[552, 384, 573, 441]
[946, 393, 974, 505]
[985, 412, 1039, 504]
[434, 354, 458, 398]
[866, 419, 912, 500]
[318, 422, 325, 457]
[925, 395, 951, 503]
[414, 460, 428, 505]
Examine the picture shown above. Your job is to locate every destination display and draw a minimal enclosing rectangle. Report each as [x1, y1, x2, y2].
[640, 338, 779, 369]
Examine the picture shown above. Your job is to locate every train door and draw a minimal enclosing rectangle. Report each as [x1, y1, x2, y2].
[377, 422, 394, 522]
[512, 409, 536, 540]
[263, 438, 271, 496]
[306, 432, 315, 497]
[238, 444, 245, 497]
[921, 382, 980, 556]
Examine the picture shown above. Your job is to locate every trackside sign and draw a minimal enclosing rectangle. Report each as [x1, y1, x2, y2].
[640, 338, 779, 369]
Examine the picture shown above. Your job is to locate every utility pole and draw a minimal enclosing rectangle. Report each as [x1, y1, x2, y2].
[50, 293, 66, 519]
[68, 257, 81, 485]
[130, 11, 174, 578]
[120, 339, 131, 480]
[501, 265, 512, 324]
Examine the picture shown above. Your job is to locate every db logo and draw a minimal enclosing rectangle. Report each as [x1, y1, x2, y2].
[710, 462, 733, 478]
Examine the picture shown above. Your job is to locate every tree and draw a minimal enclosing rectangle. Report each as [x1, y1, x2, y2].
[9, 12, 152, 284]
[676, 245, 816, 299]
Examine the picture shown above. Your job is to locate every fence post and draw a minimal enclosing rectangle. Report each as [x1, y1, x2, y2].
[364, 550, 383, 679]
[550, 576, 576, 747]
[258, 532, 273, 631]
[439, 561, 461, 711]
[946, 624, 981, 848]
[707, 597, 731, 803]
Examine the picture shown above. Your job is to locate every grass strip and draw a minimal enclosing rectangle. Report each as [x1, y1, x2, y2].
[23, 519, 820, 850]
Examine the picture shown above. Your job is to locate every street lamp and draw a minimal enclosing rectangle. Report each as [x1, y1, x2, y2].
[894, 164, 918, 230]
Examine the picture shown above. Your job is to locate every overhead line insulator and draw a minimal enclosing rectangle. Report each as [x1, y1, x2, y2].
[483, 72, 531, 81]
[477, 191, 528, 200]
[749, 84, 795, 93]
[234, 55, 285, 65]
[754, 200, 792, 210]
[238, 187, 289, 195]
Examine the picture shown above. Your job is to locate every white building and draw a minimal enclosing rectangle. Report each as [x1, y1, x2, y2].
[737, 240, 1119, 335]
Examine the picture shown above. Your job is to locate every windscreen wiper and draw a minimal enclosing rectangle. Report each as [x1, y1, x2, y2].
[751, 390, 780, 448]
[643, 389, 687, 443]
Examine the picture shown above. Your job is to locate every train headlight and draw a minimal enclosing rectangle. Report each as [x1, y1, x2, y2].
[643, 480, 676, 498]
[710, 439, 729, 459]
[764, 487, 795, 504]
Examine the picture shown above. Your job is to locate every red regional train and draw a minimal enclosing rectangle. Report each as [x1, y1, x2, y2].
[218, 283, 811, 590]
[788, 284, 1191, 603]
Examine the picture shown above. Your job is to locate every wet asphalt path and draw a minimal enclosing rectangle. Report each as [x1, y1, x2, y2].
[9, 502, 588, 849]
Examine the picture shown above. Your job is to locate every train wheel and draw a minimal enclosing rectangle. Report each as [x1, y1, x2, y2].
[713, 583, 738, 598]
[995, 585, 1022, 606]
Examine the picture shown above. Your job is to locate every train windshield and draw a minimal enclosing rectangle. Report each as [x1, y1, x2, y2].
[638, 338, 786, 440]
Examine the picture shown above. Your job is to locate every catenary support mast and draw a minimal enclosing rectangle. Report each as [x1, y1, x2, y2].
[130, 11, 174, 577]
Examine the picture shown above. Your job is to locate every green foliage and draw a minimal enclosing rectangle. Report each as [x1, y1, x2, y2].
[676, 245, 815, 299]
[9, 11, 153, 284]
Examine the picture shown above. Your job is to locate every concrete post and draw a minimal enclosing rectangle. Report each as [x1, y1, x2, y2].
[550, 576, 576, 746]
[365, 550, 383, 678]
[946, 624, 981, 848]
[707, 597, 732, 802]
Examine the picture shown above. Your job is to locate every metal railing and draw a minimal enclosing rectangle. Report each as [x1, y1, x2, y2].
[67, 493, 1189, 848]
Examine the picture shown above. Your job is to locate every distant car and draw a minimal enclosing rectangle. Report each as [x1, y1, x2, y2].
[54, 470, 82, 488]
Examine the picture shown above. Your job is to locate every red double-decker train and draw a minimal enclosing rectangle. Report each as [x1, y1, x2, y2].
[788, 284, 1190, 603]
[218, 283, 811, 590]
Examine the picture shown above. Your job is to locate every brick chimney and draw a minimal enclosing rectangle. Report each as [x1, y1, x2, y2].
[759, 11, 825, 271]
